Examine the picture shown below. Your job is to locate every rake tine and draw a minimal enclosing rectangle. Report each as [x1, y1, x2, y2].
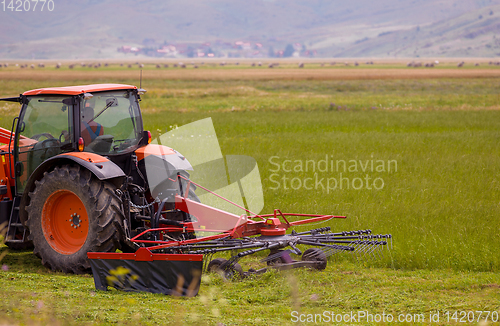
[356, 241, 366, 255]
[325, 246, 343, 255]
[375, 242, 384, 259]
[357, 241, 369, 255]
[323, 248, 334, 257]
[325, 246, 343, 258]
[365, 241, 375, 255]
[322, 248, 335, 260]
[368, 242, 379, 260]
[226, 255, 242, 270]
[368, 241, 379, 255]
[350, 243, 358, 262]
[352, 241, 363, 261]
[376, 243, 384, 260]
[378, 242, 387, 259]
[372, 244, 380, 260]
[362, 241, 374, 260]
[370, 241, 380, 254]
[362, 241, 375, 257]
[355, 243, 364, 261]
[379, 242, 387, 257]
[379, 244, 386, 259]
[325, 247, 343, 257]
[375, 241, 385, 255]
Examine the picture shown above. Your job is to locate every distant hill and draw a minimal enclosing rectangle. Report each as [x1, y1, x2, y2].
[331, 4, 500, 57]
[1, 0, 500, 59]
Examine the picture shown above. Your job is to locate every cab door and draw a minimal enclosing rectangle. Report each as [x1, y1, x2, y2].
[14, 95, 75, 194]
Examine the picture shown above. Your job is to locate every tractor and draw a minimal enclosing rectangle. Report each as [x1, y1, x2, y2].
[0, 84, 198, 273]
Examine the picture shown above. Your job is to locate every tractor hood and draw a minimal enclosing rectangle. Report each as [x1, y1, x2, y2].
[136, 144, 193, 173]
[136, 144, 193, 199]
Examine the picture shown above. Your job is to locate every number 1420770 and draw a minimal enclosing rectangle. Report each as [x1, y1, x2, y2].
[2, 0, 55, 12]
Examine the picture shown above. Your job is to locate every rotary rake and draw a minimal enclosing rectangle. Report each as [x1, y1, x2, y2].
[163, 227, 391, 279]
[88, 175, 392, 296]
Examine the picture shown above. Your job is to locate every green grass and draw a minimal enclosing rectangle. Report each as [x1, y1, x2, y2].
[141, 79, 500, 111]
[1, 71, 500, 325]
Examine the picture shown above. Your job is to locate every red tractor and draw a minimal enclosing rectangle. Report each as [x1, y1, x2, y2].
[0, 84, 199, 273]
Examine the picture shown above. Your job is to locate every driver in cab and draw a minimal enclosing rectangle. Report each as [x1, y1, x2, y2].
[81, 100, 103, 145]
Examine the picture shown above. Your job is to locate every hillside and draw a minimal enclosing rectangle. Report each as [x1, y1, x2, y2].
[1, 0, 500, 59]
[332, 4, 500, 57]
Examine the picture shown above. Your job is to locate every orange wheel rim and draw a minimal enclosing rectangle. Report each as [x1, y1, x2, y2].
[41, 190, 89, 255]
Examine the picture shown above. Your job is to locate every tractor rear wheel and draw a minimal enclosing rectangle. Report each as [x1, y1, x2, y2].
[26, 165, 125, 273]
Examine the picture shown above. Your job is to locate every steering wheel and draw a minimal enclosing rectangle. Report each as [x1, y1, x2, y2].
[39, 138, 60, 149]
[31, 133, 55, 141]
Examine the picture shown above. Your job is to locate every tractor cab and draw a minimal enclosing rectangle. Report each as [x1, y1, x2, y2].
[12, 84, 145, 194]
[78, 89, 144, 154]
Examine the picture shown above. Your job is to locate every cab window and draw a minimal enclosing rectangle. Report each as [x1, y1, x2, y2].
[80, 90, 143, 154]
[15, 96, 73, 193]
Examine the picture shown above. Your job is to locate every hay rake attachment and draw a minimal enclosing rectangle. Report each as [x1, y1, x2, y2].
[88, 175, 392, 295]
[146, 227, 392, 277]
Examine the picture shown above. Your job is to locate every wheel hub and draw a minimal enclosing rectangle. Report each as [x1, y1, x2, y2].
[70, 213, 81, 228]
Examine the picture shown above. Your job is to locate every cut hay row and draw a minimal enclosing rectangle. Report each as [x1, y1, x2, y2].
[1, 68, 500, 81]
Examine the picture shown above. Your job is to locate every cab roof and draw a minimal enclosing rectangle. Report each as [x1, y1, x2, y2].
[22, 84, 137, 96]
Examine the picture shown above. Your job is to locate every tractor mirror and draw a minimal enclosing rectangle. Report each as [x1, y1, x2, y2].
[140, 130, 151, 145]
[62, 98, 74, 106]
[106, 97, 118, 107]
[14, 162, 23, 177]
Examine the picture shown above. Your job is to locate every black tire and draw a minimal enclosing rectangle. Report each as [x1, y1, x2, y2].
[266, 250, 287, 266]
[207, 258, 243, 280]
[26, 165, 125, 273]
[302, 248, 328, 270]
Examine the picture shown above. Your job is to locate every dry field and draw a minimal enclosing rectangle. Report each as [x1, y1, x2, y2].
[2, 67, 500, 81]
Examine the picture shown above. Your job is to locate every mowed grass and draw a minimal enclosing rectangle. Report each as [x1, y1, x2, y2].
[0, 66, 499, 325]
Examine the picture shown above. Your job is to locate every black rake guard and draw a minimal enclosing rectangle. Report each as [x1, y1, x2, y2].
[87, 248, 203, 297]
